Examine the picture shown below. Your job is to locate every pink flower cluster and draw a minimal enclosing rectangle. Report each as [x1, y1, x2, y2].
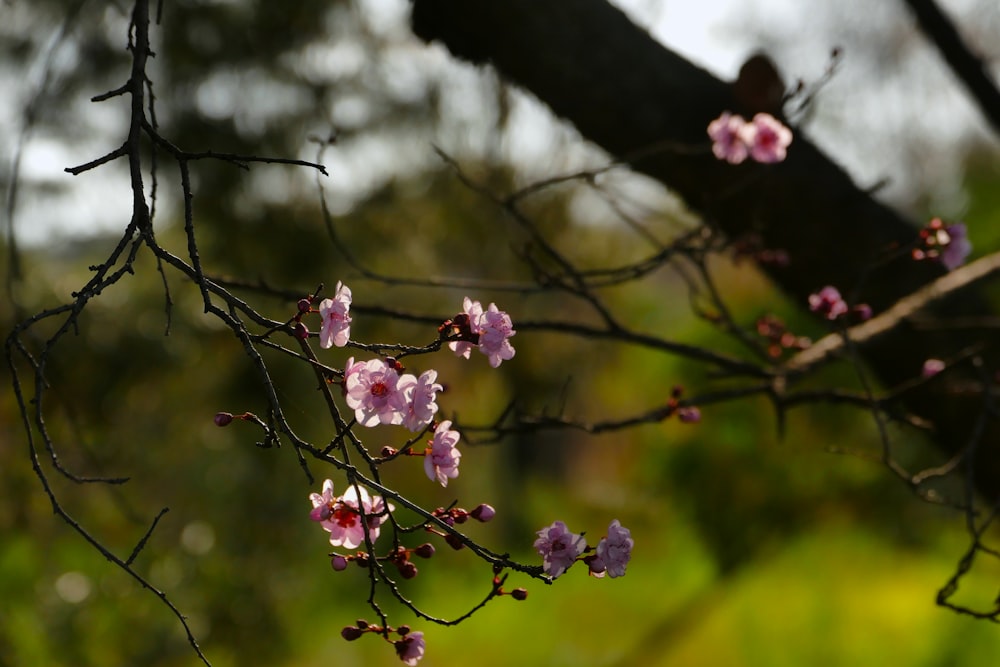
[309, 479, 394, 549]
[912, 218, 972, 271]
[708, 111, 793, 164]
[344, 358, 443, 431]
[534, 519, 633, 579]
[447, 297, 516, 368]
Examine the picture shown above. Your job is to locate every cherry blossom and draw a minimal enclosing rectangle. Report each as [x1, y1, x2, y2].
[808, 286, 849, 321]
[398, 369, 443, 432]
[595, 519, 633, 578]
[478, 303, 516, 368]
[707, 112, 749, 164]
[448, 297, 516, 367]
[395, 631, 425, 666]
[534, 520, 585, 578]
[309, 479, 394, 549]
[344, 357, 407, 427]
[708, 111, 793, 165]
[318, 281, 352, 348]
[424, 420, 462, 487]
[940, 222, 972, 271]
[741, 112, 793, 164]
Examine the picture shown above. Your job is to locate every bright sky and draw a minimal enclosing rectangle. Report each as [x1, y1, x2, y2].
[6, 0, 999, 246]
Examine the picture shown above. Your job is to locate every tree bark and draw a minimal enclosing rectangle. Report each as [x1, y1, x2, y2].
[410, 0, 1000, 500]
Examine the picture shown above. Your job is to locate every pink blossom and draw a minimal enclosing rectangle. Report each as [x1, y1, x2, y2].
[478, 303, 516, 368]
[940, 222, 972, 271]
[344, 357, 407, 427]
[448, 297, 516, 367]
[424, 420, 461, 487]
[395, 631, 425, 666]
[741, 113, 793, 164]
[318, 281, 352, 348]
[309, 479, 394, 549]
[595, 519, 633, 578]
[534, 520, 585, 578]
[448, 297, 484, 359]
[922, 358, 946, 378]
[808, 286, 849, 321]
[398, 369, 443, 432]
[708, 112, 749, 164]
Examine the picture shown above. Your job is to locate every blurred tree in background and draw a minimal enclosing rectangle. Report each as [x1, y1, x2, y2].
[4, 0, 1000, 665]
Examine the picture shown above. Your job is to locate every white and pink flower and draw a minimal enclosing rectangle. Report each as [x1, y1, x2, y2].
[309, 479, 394, 549]
[344, 357, 407, 427]
[424, 420, 461, 487]
[318, 281, 352, 348]
[708, 111, 792, 165]
[398, 369, 443, 432]
[448, 297, 516, 368]
[707, 111, 750, 164]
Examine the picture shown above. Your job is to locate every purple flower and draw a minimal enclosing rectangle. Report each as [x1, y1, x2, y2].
[395, 631, 425, 666]
[424, 420, 461, 487]
[318, 281, 352, 348]
[398, 369, 443, 432]
[922, 358, 946, 378]
[595, 519, 633, 578]
[708, 112, 750, 164]
[344, 357, 407, 427]
[534, 520, 585, 578]
[940, 222, 972, 271]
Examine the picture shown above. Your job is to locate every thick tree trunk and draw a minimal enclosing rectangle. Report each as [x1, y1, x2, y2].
[410, 0, 1000, 499]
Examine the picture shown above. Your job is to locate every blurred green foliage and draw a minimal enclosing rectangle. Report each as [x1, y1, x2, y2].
[3, 1, 1000, 666]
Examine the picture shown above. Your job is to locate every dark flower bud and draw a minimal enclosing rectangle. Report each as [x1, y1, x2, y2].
[399, 562, 418, 579]
[213, 412, 233, 427]
[341, 626, 364, 641]
[444, 533, 465, 550]
[297, 298, 312, 313]
[294, 322, 309, 339]
[414, 543, 435, 559]
[511, 588, 528, 601]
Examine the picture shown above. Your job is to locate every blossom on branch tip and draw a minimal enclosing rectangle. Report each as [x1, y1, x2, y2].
[344, 357, 407, 427]
[922, 358, 945, 378]
[424, 420, 462, 487]
[448, 297, 516, 367]
[595, 519, 633, 578]
[941, 223, 972, 271]
[708, 111, 792, 164]
[398, 369, 443, 432]
[534, 520, 585, 578]
[913, 218, 972, 270]
[318, 281, 352, 348]
[395, 631, 425, 666]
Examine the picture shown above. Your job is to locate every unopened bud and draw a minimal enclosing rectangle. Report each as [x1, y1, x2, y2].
[297, 298, 312, 313]
[452, 509, 469, 524]
[331, 555, 349, 571]
[294, 322, 309, 340]
[399, 562, 418, 579]
[678, 406, 702, 424]
[397, 625, 411, 636]
[414, 543, 436, 559]
[381, 446, 397, 457]
[511, 588, 528, 601]
[444, 533, 465, 550]
[213, 412, 234, 427]
[471, 503, 496, 522]
[341, 626, 364, 641]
